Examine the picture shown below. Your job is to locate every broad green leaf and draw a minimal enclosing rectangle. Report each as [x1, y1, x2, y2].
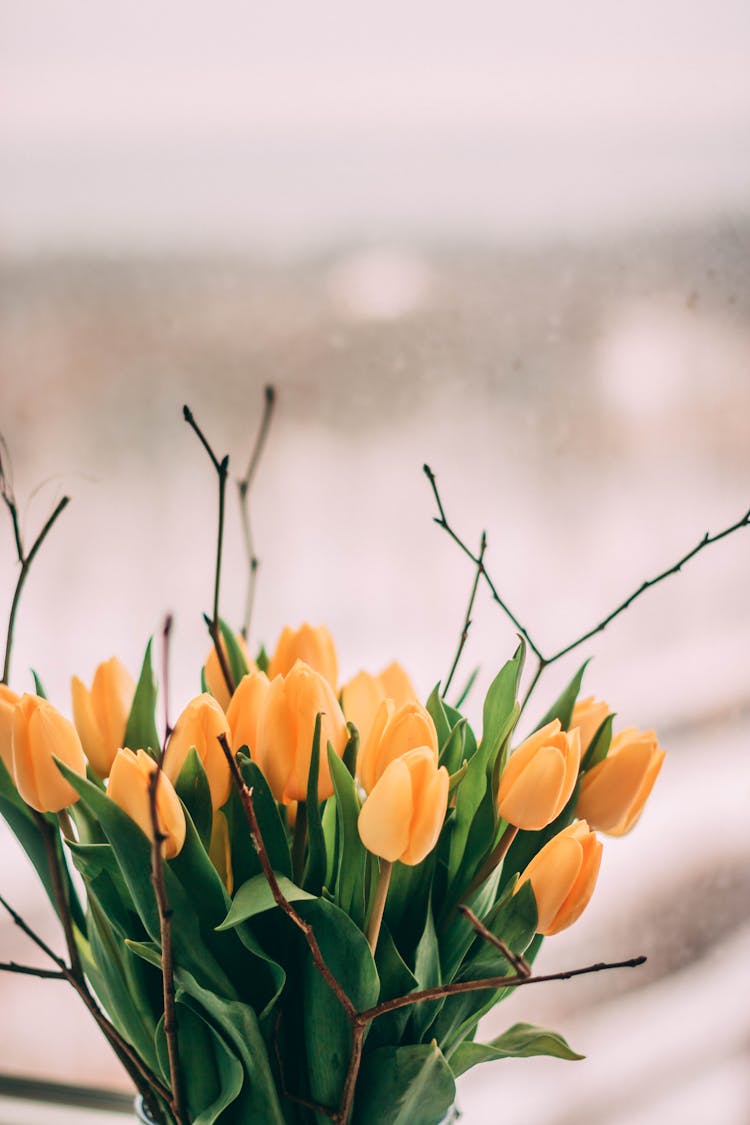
[368, 922, 418, 1050]
[328, 745, 366, 927]
[438, 719, 467, 776]
[443, 703, 478, 761]
[218, 873, 314, 929]
[155, 1001, 244, 1125]
[534, 660, 589, 733]
[410, 904, 442, 1040]
[582, 714, 614, 772]
[384, 857, 433, 961]
[450, 1022, 584, 1076]
[123, 639, 160, 757]
[222, 757, 291, 888]
[438, 865, 502, 983]
[67, 840, 140, 938]
[426, 685, 452, 749]
[304, 716, 327, 894]
[353, 1042, 456, 1125]
[321, 796, 338, 890]
[480, 642, 525, 766]
[343, 722, 360, 778]
[174, 746, 213, 850]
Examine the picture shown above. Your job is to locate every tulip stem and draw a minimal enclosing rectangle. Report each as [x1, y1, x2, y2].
[292, 800, 308, 885]
[238, 384, 276, 642]
[57, 808, 76, 842]
[366, 859, 393, 953]
[461, 823, 519, 905]
[442, 530, 487, 701]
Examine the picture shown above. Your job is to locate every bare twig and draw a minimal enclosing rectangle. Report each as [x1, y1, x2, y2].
[0, 961, 66, 980]
[442, 530, 487, 700]
[238, 385, 276, 642]
[183, 405, 234, 700]
[148, 765, 186, 1125]
[457, 905, 531, 977]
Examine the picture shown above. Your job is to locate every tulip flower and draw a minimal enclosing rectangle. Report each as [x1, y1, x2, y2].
[570, 695, 609, 754]
[516, 820, 602, 935]
[163, 693, 232, 811]
[357, 699, 438, 795]
[226, 670, 270, 756]
[0, 684, 21, 774]
[497, 720, 580, 831]
[341, 662, 417, 745]
[71, 657, 136, 778]
[108, 748, 186, 859]
[11, 694, 86, 813]
[204, 632, 252, 712]
[254, 661, 348, 804]
[358, 746, 449, 865]
[267, 624, 338, 691]
[576, 726, 665, 836]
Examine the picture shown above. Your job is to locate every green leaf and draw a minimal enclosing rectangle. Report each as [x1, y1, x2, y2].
[238, 758, 291, 877]
[450, 1022, 584, 1076]
[353, 1042, 456, 1125]
[438, 719, 467, 776]
[304, 716, 326, 894]
[480, 642, 525, 765]
[255, 644, 269, 674]
[582, 714, 614, 772]
[174, 746, 213, 850]
[328, 744, 367, 927]
[217, 618, 250, 687]
[534, 661, 589, 732]
[31, 669, 47, 698]
[218, 873, 315, 929]
[410, 904, 442, 1040]
[368, 923, 418, 1050]
[123, 639, 161, 756]
[343, 722, 360, 778]
[425, 685, 451, 749]
[156, 999, 244, 1125]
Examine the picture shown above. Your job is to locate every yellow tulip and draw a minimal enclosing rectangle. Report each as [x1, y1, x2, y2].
[357, 699, 438, 795]
[358, 746, 449, 865]
[108, 748, 186, 859]
[0, 684, 21, 774]
[204, 632, 252, 712]
[516, 820, 602, 935]
[163, 694, 231, 811]
[267, 624, 338, 691]
[11, 694, 86, 813]
[570, 695, 609, 754]
[341, 662, 417, 745]
[254, 661, 348, 804]
[71, 657, 136, 778]
[497, 720, 580, 831]
[226, 670, 270, 757]
[576, 727, 665, 836]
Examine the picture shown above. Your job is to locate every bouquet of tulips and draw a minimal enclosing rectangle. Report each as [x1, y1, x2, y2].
[3, 397, 740, 1125]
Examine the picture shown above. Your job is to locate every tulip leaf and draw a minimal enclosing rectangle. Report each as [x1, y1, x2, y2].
[443, 702, 478, 761]
[343, 722, 360, 778]
[175, 746, 213, 850]
[218, 618, 250, 686]
[385, 857, 433, 959]
[301, 897, 379, 1112]
[581, 714, 614, 772]
[218, 873, 315, 929]
[438, 865, 502, 982]
[304, 715, 327, 894]
[155, 999, 244, 1124]
[449, 1022, 584, 1076]
[321, 791, 338, 890]
[222, 757, 291, 888]
[439, 719, 467, 776]
[255, 643, 269, 674]
[353, 1042, 456, 1125]
[534, 660, 590, 733]
[368, 922, 418, 1050]
[327, 744, 367, 927]
[31, 669, 47, 698]
[410, 903, 442, 1040]
[67, 840, 141, 937]
[123, 638, 161, 757]
[426, 685, 452, 749]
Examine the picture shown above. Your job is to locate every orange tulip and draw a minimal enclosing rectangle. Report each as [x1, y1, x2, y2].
[11, 695, 86, 812]
[71, 657, 136, 778]
[163, 694, 231, 811]
[204, 632, 252, 712]
[497, 720, 580, 831]
[357, 699, 438, 795]
[0, 684, 21, 774]
[341, 662, 417, 745]
[108, 748, 186, 859]
[226, 670, 270, 757]
[254, 661, 348, 804]
[358, 746, 449, 865]
[267, 624, 338, 691]
[570, 695, 609, 754]
[577, 727, 665, 836]
[516, 820, 602, 935]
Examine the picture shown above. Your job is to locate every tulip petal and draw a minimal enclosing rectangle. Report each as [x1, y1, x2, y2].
[358, 758, 412, 862]
[550, 832, 603, 934]
[498, 745, 567, 831]
[401, 759, 449, 866]
[521, 834, 583, 935]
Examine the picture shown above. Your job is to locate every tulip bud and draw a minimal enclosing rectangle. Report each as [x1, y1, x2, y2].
[516, 820, 602, 935]
[497, 720, 580, 831]
[204, 632, 252, 712]
[570, 695, 609, 754]
[11, 695, 86, 812]
[71, 657, 136, 779]
[0, 684, 21, 774]
[163, 694, 231, 811]
[358, 746, 449, 866]
[576, 726, 665, 836]
[254, 661, 348, 804]
[267, 624, 338, 691]
[357, 699, 438, 795]
[226, 670, 270, 756]
[108, 748, 186, 859]
[341, 662, 417, 746]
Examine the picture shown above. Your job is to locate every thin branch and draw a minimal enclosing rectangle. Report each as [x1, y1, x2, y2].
[519, 656, 548, 717]
[442, 530, 487, 700]
[0, 437, 24, 560]
[360, 955, 647, 1023]
[457, 906, 531, 977]
[424, 465, 544, 661]
[148, 765, 186, 1125]
[238, 385, 276, 642]
[2, 495, 70, 684]
[183, 404, 235, 700]
[0, 961, 66, 980]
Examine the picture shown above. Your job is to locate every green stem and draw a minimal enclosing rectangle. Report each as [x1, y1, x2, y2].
[461, 823, 519, 905]
[366, 860, 393, 953]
